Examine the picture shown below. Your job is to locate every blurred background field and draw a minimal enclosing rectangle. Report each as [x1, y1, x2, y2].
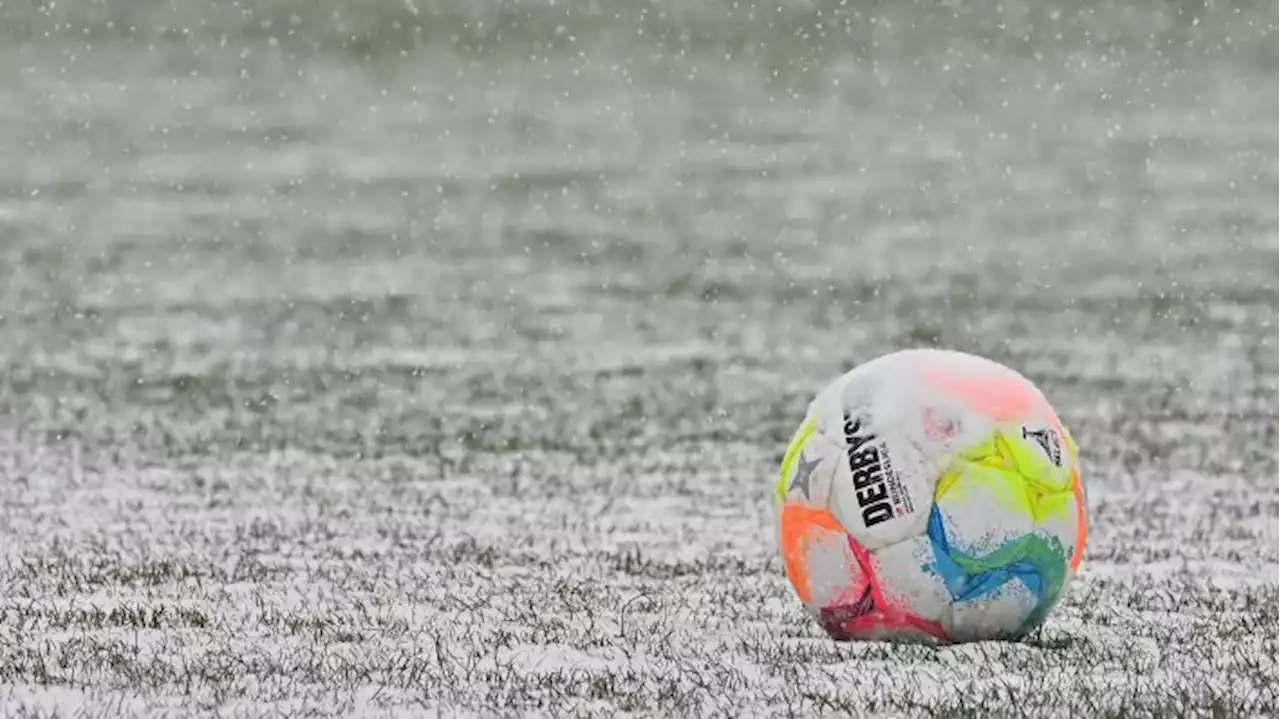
[0, 0, 1275, 716]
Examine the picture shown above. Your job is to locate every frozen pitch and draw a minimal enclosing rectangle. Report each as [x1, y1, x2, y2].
[0, 0, 1276, 716]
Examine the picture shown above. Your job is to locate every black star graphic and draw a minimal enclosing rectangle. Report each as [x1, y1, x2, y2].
[789, 452, 822, 500]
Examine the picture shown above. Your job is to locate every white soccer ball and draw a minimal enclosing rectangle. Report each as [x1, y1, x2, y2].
[773, 348, 1088, 643]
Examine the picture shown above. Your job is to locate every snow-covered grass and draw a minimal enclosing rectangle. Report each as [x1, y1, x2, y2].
[0, 369, 1274, 718]
[0, 0, 1276, 715]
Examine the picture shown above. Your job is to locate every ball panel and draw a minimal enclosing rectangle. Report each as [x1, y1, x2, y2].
[844, 356, 999, 467]
[870, 536, 951, 624]
[824, 403, 936, 549]
[1068, 468, 1088, 571]
[777, 503, 859, 609]
[775, 424, 840, 509]
[807, 372, 859, 442]
[816, 533, 948, 644]
[912, 349, 1060, 431]
[1036, 487, 1081, 572]
[933, 462, 1036, 557]
[946, 575, 1039, 642]
[1061, 428, 1089, 572]
[926, 506, 1071, 636]
[774, 415, 819, 508]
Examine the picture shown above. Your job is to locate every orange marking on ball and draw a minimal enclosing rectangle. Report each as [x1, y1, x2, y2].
[778, 504, 845, 606]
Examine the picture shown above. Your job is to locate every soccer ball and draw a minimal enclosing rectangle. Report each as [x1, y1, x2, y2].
[773, 348, 1088, 643]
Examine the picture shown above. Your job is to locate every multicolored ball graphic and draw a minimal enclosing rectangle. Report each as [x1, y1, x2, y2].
[774, 349, 1088, 643]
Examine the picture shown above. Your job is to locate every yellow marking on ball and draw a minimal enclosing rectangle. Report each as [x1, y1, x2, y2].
[775, 416, 818, 506]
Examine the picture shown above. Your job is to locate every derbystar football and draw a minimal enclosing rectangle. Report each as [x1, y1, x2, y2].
[773, 348, 1088, 643]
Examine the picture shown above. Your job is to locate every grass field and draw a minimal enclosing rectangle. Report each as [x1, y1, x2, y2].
[0, 0, 1276, 716]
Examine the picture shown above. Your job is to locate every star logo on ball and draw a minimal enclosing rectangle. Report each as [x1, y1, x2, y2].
[789, 452, 822, 500]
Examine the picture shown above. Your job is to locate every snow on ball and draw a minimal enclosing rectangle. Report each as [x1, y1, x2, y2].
[773, 348, 1088, 643]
